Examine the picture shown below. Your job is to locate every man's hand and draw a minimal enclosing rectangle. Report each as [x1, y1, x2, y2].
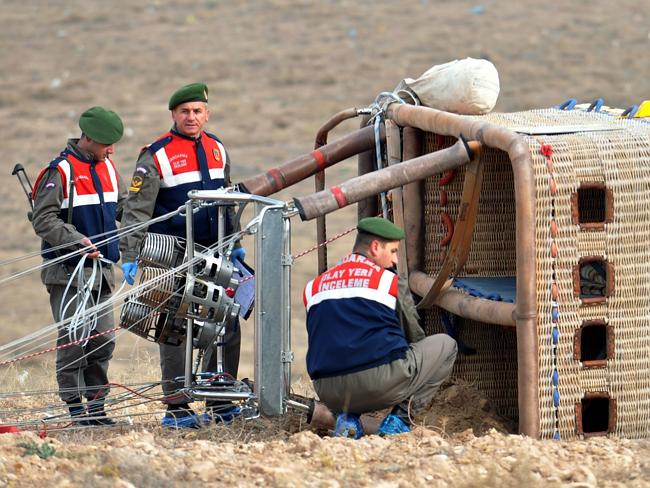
[122, 261, 138, 285]
[230, 247, 246, 263]
[80, 237, 100, 259]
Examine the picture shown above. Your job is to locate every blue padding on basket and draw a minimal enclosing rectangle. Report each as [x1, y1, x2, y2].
[452, 277, 516, 303]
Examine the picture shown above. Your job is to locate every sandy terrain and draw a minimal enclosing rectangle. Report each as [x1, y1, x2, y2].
[0, 0, 649, 486]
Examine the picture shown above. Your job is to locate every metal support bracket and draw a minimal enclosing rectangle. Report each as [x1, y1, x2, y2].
[180, 190, 292, 417]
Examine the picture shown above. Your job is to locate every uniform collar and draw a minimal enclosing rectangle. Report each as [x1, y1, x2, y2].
[171, 125, 203, 142]
[66, 138, 96, 163]
[347, 252, 373, 266]
[348, 252, 393, 272]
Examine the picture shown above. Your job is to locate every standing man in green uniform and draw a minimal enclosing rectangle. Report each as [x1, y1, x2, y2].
[31, 107, 126, 425]
[119, 83, 243, 428]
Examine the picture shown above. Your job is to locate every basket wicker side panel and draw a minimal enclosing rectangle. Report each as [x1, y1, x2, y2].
[422, 131, 519, 422]
[415, 109, 650, 439]
[423, 312, 519, 421]
[600, 129, 650, 438]
[422, 134, 517, 280]
[531, 135, 585, 439]
[532, 127, 650, 439]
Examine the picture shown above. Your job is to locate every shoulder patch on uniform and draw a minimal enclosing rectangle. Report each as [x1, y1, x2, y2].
[129, 174, 144, 193]
[135, 165, 148, 175]
[44, 182, 56, 190]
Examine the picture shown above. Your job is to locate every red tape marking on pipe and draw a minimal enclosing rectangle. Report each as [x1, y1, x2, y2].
[311, 149, 327, 171]
[330, 186, 348, 208]
[267, 168, 285, 191]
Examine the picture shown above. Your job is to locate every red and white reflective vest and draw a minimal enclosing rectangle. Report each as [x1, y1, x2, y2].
[146, 129, 228, 244]
[303, 253, 408, 379]
[34, 149, 120, 263]
[151, 131, 226, 188]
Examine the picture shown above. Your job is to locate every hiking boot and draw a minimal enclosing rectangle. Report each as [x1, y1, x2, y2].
[66, 398, 87, 423]
[84, 412, 117, 426]
[84, 416, 116, 426]
[333, 413, 364, 439]
[85, 401, 116, 426]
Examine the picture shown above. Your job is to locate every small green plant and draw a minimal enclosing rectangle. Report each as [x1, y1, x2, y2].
[17, 440, 57, 459]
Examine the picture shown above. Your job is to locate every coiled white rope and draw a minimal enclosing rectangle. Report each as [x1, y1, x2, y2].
[59, 254, 100, 346]
[58, 254, 126, 347]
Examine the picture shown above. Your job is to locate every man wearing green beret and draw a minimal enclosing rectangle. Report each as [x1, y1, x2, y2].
[31, 106, 127, 426]
[119, 82, 243, 428]
[303, 217, 457, 437]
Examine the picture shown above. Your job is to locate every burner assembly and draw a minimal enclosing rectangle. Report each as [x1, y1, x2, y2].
[120, 233, 240, 348]
[119, 190, 297, 417]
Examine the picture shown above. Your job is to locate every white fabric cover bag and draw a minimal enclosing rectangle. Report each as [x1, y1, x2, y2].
[395, 58, 500, 115]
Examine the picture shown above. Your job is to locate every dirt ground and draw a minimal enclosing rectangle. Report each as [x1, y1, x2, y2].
[0, 0, 649, 486]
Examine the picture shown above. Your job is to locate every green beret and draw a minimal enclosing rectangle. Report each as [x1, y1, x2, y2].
[357, 217, 405, 241]
[78, 106, 123, 145]
[168, 82, 208, 110]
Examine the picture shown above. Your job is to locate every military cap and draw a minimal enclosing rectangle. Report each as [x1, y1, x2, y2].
[357, 217, 405, 241]
[78, 106, 124, 145]
[168, 82, 209, 110]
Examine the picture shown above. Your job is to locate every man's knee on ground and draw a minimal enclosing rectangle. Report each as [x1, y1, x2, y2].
[438, 334, 458, 382]
[439, 333, 458, 363]
[422, 333, 458, 380]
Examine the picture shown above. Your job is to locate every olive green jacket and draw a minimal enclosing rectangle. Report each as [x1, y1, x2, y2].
[397, 275, 426, 343]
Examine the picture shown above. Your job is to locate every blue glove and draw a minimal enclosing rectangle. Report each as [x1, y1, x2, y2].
[122, 261, 138, 285]
[230, 247, 246, 263]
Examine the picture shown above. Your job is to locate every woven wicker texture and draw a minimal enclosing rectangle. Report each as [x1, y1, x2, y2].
[420, 107, 650, 439]
[422, 129, 519, 426]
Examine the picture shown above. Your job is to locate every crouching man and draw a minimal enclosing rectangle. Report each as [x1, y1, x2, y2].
[303, 217, 457, 437]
